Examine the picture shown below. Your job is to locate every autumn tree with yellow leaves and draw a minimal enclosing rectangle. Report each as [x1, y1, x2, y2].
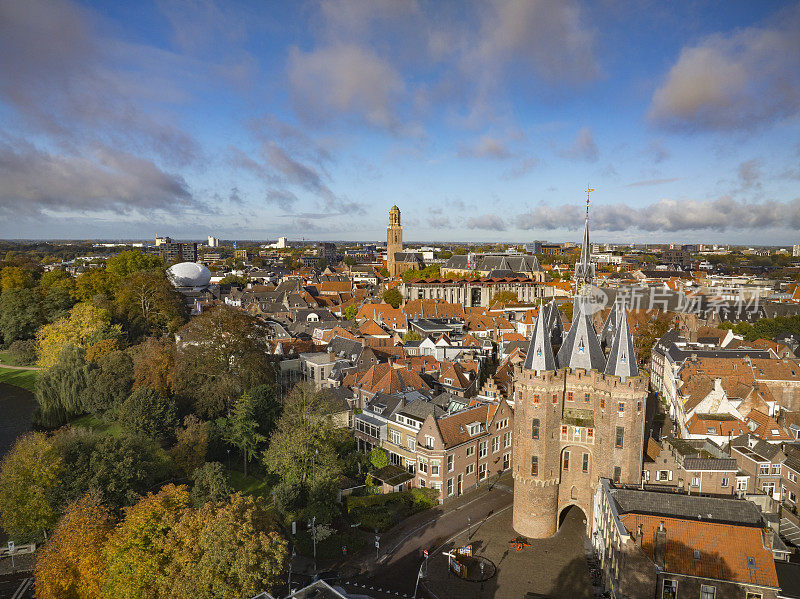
[35, 303, 121, 368]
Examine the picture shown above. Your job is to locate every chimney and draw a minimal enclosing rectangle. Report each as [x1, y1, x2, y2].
[635, 524, 643, 548]
[763, 527, 774, 552]
[654, 522, 667, 570]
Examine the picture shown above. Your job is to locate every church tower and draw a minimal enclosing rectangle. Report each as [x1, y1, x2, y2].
[511, 195, 647, 539]
[387, 205, 403, 277]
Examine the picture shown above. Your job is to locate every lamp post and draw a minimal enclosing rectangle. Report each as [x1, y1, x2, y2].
[375, 528, 380, 560]
[467, 515, 472, 540]
[226, 448, 231, 470]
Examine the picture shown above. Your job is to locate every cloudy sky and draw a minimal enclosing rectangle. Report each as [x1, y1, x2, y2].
[1, 0, 800, 243]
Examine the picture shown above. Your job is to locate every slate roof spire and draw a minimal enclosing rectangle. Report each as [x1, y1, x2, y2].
[574, 190, 595, 292]
[524, 307, 556, 372]
[604, 302, 638, 379]
[600, 302, 620, 349]
[556, 298, 606, 372]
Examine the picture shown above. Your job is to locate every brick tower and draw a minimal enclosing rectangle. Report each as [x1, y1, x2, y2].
[387, 205, 403, 277]
[512, 197, 647, 538]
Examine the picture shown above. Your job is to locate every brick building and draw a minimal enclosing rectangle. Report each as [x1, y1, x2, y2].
[512, 203, 648, 538]
[642, 437, 739, 496]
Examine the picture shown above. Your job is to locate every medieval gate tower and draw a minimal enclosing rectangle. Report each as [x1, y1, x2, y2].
[511, 195, 647, 538]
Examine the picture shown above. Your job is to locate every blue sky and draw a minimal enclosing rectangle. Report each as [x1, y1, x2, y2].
[1, 0, 799, 244]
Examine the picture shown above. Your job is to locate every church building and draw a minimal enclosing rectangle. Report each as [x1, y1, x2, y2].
[386, 205, 423, 277]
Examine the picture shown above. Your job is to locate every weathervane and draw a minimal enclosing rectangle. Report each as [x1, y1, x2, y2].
[585, 186, 594, 214]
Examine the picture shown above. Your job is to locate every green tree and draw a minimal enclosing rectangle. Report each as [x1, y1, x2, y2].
[263, 383, 343, 486]
[73, 269, 117, 302]
[172, 415, 211, 478]
[38, 269, 73, 292]
[7, 339, 37, 365]
[247, 384, 283, 441]
[105, 250, 163, 278]
[1, 266, 36, 291]
[378, 267, 390, 278]
[171, 306, 275, 417]
[369, 448, 388, 469]
[114, 270, 187, 339]
[343, 255, 356, 267]
[102, 484, 190, 599]
[190, 462, 231, 506]
[219, 394, 265, 477]
[82, 350, 134, 416]
[35, 346, 89, 427]
[117, 388, 177, 443]
[343, 304, 358, 320]
[0, 288, 44, 344]
[54, 431, 163, 512]
[0, 432, 63, 542]
[218, 274, 250, 286]
[402, 330, 422, 342]
[41, 285, 77, 323]
[158, 494, 287, 599]
[382, 288, 403, 308]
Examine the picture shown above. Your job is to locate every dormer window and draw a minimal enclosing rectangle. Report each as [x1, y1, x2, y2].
[620, 352, 627, 364]
[467, 423, 481, 435]
[536, 347, 542, 357]
[578, 339, 585, 354]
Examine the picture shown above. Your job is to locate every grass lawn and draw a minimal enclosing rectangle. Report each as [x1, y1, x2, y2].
[70, 414, 124, 437]
[0, 366, 38, 392]
[229, 469, 270, 497]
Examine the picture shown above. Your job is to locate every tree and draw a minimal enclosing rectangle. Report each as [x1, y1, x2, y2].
[114, 270, 187, 339]
[379, 267, 389, 278]
[402, 330, 422, 342]
[36, 303, 121, 368]
[105, 250, 163, 278]
[369, 448, 388, 469]
[131, 338, 175, 397]
[634, 312, 672, 365]
[219, 394, 265, 477]
[35, 346, 89, 427]
[73, 269, 117, 302]
[7, 339, 37, 365]
[247, 384, 283, 441]
[117, 388, 177, 443]
[41, 285, 77, 323]
[82, 350, 134, 416]
[217, 274, 249, 286]
[489, 290, 518, 307]
[343, 304, 358, 320]
[54, 432, 163, 512]
[0, 288, 44, 344]
[317, 258, 329, 271]
[158, 494, 287, 599]
[84, 338, 120, 363]
[263, 383, 343, 486]
[171, 306, 274, 417]
[190, 462, 231, 506]
[33, 492, 114, 599]
[1, 266, 35, 291]
[172, 415, 211, 477]
[382, 288, 402, 309]
[102, 484, 190, 598]
[0, 432, 63, 542]
[38, 269, 73, 292]
[401, 264, 440, 282]
[343, 255, 356, 267]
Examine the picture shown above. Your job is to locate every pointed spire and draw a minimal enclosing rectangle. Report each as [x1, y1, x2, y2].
[600, 302, 620, 348]
[524, 308, 556, 372]
[604, 303, 638, 379]
[556, 299, 606, 372]
[574, 189, 595, 292]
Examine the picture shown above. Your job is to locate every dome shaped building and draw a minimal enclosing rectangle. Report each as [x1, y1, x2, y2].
[166, 262, 212, 288]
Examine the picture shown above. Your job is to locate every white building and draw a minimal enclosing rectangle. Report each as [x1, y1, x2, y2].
[207, 236, 220, 247]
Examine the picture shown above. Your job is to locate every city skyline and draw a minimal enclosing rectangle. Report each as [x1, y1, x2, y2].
[1, 0, 800, 243]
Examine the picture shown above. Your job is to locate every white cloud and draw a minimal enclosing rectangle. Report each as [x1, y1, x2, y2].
[467, 213, 506, 230]
[558, 127, 598, 162]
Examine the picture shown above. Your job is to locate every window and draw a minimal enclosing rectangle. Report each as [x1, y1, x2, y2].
[431, 460, 440, 476]
[503, 432, 511, 448]
[760, 464, 770, 475]
[532, 419, 540, 439]
[465, 464, 474, 475]
[552, 393, 558, 404]
[587, 428, 594, 442]
[533, 394, 540, 406]
[466, 445, 475, 457]
[478, 463, 487, 480]
[447, 478, 453, 496]
[496, 418, 509, 430]
[747, 556, 757, 569]
[431, 481, 442, 491]
[772, 464, 781, 475]
[746, 593, 763, 599]
[563, 451, 570, 471]
[662, 579, 677, 599]
[478, 441, 487, 459]
[584, 392, 590, 403]
[790, 491, 797, 504]
[700, 585, 715, 599]
[467, 423, 481, 435]
[737, 479, 748, 491]
[691, 477, 700, 487]
[618, 402, 625, 417]
[418, 458, 428, 473]
[531, 456, 538, 476]
[425, 435, 435, 449]
[600, 397, 605, 409]
[721, 477, 729, 487]
[656, 470, 670, 481]
[390, 430, 402, 445]
[420, 479, 425, 487]
[582, 453, 589, 473]
[503, 452, 510, 470]
[492, 436, 500, 453]
[789, 472, 798, 483]
[615, 426, 624, 449]
[447, 455, 454, 472]
[613, 466, 621, 483]
[636, 400, 642, 413]
[408, 438, 416, 450]
[567, 391, 573, 402]
[561, 425, 568, 437]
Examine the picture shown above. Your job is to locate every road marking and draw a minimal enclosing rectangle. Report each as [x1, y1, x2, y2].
[11, 578, 33, 599]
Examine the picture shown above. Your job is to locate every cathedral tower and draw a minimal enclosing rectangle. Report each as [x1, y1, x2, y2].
[387, 205, 403, 277]
[511, 196, 647, 538]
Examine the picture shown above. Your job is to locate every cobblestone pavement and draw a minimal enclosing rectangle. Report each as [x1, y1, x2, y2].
[422, 505, 593, 599]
